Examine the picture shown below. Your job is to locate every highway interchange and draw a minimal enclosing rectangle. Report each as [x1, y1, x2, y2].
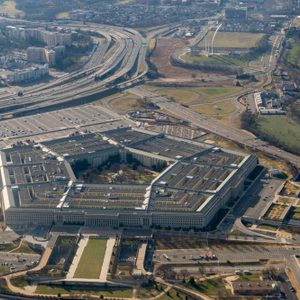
[0, 21, 148, 117]
[0, 17, 298, 170]
[0, 14, 299, 300]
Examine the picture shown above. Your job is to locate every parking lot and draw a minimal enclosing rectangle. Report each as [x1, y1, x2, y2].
[154, 243, 300, 264]
[0, 252, 40, 274]
[234, 177, 284, 220]
[0, 104, 126, 148]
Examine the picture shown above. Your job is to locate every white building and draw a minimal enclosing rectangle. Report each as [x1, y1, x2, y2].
[5, 64, 49, 84]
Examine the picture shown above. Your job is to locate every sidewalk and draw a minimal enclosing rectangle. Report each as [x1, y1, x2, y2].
[67, 237, 88, 279]
[100, 237, 115, 281]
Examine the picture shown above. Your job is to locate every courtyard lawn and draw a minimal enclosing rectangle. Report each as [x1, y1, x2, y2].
[264, 204, 289, 221]
[291, 207, 300, 220]
[74, 238, 107, 279]
[276, 197, 295, 205]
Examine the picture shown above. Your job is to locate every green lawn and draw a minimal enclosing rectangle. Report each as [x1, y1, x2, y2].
[0, 279, 9, 292]
[35, 285, 132, 297]
[182, 53, 248, 67]
[11, 241, 42, 254]
[11, 276, 28, 288]
[74, 238, 107, 279]
[287, 38, 300, 68]
[138, 282, 167, 299]
[188, 278, 228, 297]
[156, 288, 189, 300]
[0, 241, 19, 252]
[191, 100, 236, 116]
[192, 87, 241, 99]
[198, 31, 266, 49]
[159, 88, 200, 104]
[0, 265, 10, 276]
[143, 85, 242, 105]
[253, 115, 300, 154]
[112, 97, 139, 111]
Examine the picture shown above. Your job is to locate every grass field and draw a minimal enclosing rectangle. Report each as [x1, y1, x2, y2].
[159, 88, 200, 104]
[138, 282, 167, 299]
[182, 53, 248, 67]
[198, 31, 265, 49]
[35, 285, 132, 297]
[74, 238, 107, 279]
[188, 278, 228, 297]
[11, 241, 42, 254]
[253, 115, 300, 154]
[0, 265, 10, 276]
[111, 95, 141, 111]
[0, 0, 24, 17]
[0, 240, 19, 252]
[191, 100, 236, 117]
[143, 85, 242, 104]
[156, 289, 189, 300]
[11, 276, 28, 288]
[193, 87, 242, 99]
[287, 38, 300, 68]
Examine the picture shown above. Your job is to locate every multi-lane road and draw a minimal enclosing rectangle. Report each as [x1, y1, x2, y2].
[0, 18, 299, 170]
[130, 86, 300, 169]
[0, 21, 148, 117]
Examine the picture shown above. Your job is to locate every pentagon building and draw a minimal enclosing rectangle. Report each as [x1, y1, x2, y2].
[0, 128, 257, 229]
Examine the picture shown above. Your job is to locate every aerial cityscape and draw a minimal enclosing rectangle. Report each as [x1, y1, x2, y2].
[0, 0, 299, 299]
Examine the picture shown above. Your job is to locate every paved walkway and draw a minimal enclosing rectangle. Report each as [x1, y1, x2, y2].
[99, 237, 115, 281]
[136, 243, 147, 275]
[3, 234, 57, 296]
[67, 237, 88, 279]
[155, 276, 212, 300]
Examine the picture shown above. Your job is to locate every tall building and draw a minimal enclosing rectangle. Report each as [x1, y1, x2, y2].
[5, 26, 25, 40]
[5, 64, 49, 84]
[26, 47, 47, 64]
[25, 28, 72, 47]
[46, 49, 56, 67]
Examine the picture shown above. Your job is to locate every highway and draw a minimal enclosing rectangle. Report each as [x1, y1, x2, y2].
[0, 18, 298, 170]
[0, 21, 148, 117]
[130, 86, 299, 169]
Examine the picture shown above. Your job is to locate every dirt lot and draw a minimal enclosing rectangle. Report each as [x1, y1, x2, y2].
[151, 38, 233, 84]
